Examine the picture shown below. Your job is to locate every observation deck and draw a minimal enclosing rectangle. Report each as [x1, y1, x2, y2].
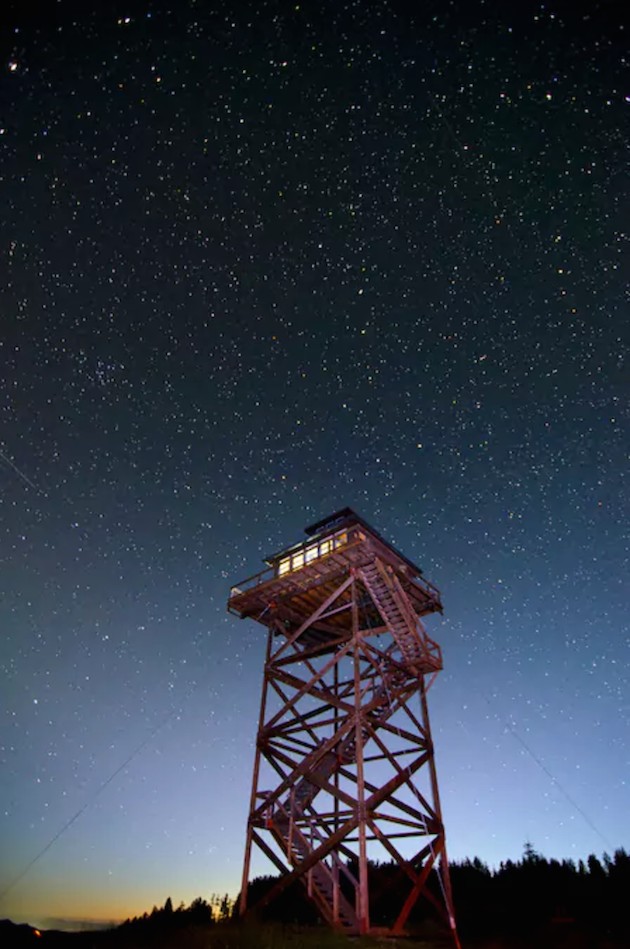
[228, 508, 442, 646]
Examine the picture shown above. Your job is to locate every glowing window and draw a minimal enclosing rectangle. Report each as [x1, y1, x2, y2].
[292, 551, 305, 569]
[278, 558, 291, 575]
[319, 539, 332, 555]
[305, 545, 318, 563]
[334, 532, 348, 548]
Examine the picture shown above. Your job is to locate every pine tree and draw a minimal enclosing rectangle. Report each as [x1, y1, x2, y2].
[219, 893, 231, 921]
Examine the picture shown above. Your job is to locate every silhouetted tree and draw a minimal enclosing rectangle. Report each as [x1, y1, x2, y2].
[523, 840, 540, 862]
[219, 894, 232, 921]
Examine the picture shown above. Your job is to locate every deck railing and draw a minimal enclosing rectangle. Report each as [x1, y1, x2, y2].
[229, 523, 442, 606]
[229, 525, 357, 598]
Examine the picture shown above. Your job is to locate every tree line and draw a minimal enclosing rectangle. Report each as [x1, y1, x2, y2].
[119, 892, 233, 932]
[242, 843, 630, 941]
[115, 843, 630, 943]
[450, 844, 630, 940]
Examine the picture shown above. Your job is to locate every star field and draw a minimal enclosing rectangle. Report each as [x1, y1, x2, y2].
[0, 0, 628, 930]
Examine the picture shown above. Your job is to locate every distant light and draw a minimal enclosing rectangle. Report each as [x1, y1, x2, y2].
[34, 931, 42, 938]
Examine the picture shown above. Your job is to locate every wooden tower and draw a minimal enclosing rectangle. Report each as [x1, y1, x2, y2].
[228, 509, 460, 944]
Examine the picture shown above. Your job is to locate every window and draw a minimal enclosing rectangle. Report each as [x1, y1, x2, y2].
[277, 531, 347, 577]
[305, 545, 318, 563]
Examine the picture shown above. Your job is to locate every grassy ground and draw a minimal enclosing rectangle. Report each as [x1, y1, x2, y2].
[4, 919, 628, 949]
[97, 924, 445, 948]
[96, 923, 630, 949]
[11, 921, 451, 949]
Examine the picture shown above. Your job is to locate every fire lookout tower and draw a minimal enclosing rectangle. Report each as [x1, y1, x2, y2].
[228, 508, 459, 944]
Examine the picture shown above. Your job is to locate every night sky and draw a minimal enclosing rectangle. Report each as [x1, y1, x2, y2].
[1, 0, 628, 931]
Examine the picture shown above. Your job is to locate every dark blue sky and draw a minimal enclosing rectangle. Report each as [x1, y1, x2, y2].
[1, 0, 628, 929]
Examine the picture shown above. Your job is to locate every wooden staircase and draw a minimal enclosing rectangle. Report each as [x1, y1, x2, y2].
[360, 560, 438, 670]
[270, 804, 358, 932]
[287, 664, 410, 812]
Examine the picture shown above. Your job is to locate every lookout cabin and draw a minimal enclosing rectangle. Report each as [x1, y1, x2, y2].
[227, 508, 442, 651]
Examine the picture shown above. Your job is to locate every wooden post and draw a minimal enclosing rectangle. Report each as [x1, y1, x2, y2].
[352, 575, 370, 935]
[238, 628, 272, 916]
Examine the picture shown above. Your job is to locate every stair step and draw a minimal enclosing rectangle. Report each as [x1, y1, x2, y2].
[271, 825, 359, 932]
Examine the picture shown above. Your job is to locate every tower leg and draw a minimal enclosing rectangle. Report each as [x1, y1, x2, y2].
[419, 680, 461, 949]
[239, 629, 273, 917]
[352, 578, 370, 934]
